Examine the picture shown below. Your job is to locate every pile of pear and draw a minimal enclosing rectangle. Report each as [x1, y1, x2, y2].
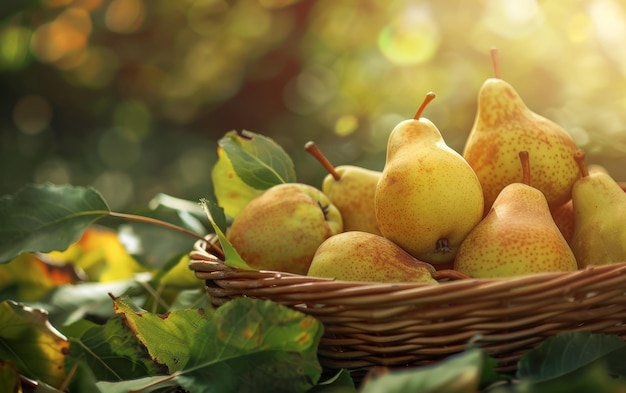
[226, 50, 626, 285]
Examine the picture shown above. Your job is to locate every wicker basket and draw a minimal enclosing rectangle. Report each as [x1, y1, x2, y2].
[188, 234, 626, 377]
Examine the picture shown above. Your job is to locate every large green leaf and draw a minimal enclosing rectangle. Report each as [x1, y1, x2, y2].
[218, 130, 296, 190]
[63, 318, 162, 382]
[517, 331, 626, 382]
[179, 297, 324, 393]
[0, 184, 110, 263]
[0, 300, 69, 389]
[113, 295, 211, 373]
[360, 348, 495, 393]
[110, 296, 324, 393]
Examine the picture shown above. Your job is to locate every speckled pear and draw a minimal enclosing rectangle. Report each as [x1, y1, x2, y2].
[227, 183, 343, 275]
[307, 231, 438, 283]
[305, 141, 382, 235]
[454, 151, 578, 278]
[463, 49, 579, 211]
[375, 92, 484, 266]
[570, 150, 626, 267]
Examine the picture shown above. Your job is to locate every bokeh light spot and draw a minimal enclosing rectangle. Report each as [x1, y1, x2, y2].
[97, 127, 142, 170]
[34, 159, 71, 186]
[378, 4, 440, 66]
[0, 26, 32, 71]
[13, 95, 53, 136]
[567, 12, 592, 43]
[482, 0, 543, 38]
[105, 0, 145, 34]
[334, 114, 358, 137]
[113, 100, 152, 138]
[177, 147, 214, 187]
[30, 8, 91, 63]
[92, 171, 134, 211]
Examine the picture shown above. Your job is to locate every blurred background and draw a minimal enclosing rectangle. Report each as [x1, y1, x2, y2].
[1, 0, 625, 212]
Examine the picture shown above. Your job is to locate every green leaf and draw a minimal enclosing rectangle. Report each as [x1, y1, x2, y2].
[110, 297, 324, 393]
[114, 295, 211, 373]
[219, 130, 296, 190]
[63, 317, 162, 382]
[0, 184, 110, 263]
[0, 300, 69, 389]
[200, 198, 252, 270]
[179, 297, 324, 393]
[211, 146, 263, 219]
[517, 331, 626, 382]
[360, 349, 494, 393]
[0, 360, 21, 393]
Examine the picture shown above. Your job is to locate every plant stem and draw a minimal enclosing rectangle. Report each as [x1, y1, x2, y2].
[108, 211, 207, 241]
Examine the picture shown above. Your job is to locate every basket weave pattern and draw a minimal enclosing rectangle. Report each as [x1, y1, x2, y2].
[189, 235, 626, 373]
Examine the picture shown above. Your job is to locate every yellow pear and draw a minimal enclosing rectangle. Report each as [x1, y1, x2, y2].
[304, 141, 382, 235]
[454, 151, 578, 278]
[550, 164, 609, 245]
[227, 183, 343, 275]
[307, 231, 438, 284]
[375, 92, 484, 266]
[570, 150, 626, 267]
[462, 49, 579, 211]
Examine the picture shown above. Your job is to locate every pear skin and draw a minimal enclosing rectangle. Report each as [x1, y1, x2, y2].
[305, 142, 382, 235]
[550, 164, 609, 245]
[307, 231, 438, 284]
[570, 150, 626, 267]
[227, 183, 343, 275]
[375, 92, 484, 266]
[550, 199, 575, 245]
[463, 50, 579, 211]
[454, 151, 578, 278]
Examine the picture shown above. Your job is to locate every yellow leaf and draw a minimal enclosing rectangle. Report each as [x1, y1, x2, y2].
[211, 146, 262, 219]
[46, 227, 149, 282]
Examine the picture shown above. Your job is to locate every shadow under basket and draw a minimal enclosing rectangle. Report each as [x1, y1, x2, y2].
[188, 234, 626, 377]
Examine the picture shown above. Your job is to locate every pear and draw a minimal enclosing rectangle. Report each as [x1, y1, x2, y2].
[307, 231, 438, 284]
[227, 183, 343, 275]
[570, 150, 626, 267]
[463, 49, 579, 211]
[304, 141, 382, 235]
[454, 151, 578, 278]
[550, 164, 609, 245]
[375, 92, 484, 266]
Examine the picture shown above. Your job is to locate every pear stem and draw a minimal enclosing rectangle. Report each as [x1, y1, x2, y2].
[490, 47, 501, 79]
[304, 141, 341, 181]
[519, 150, 531, 186]
[574, 149, 589, 178]
[414, 91, 436, 120]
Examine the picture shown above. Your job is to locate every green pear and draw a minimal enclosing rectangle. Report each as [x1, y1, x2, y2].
[462, 49, 579, 211]
[570, 150, 626, 267]
[454, 151, 578, 278]
[375, 92, 484, 266]
[307, 231, 438, 283]
[227, 183, 343, 275]
[304, 141, 382, 235]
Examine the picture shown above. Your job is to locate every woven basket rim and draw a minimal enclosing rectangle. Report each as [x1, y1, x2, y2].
[188, 234, 626, 290]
